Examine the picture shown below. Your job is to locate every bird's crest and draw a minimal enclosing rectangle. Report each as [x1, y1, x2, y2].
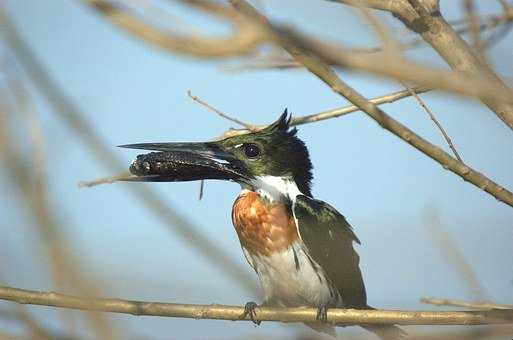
[264, 108, 297, 136]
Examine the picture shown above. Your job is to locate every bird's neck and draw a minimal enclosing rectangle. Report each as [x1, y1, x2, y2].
[243, 175, 302, 204]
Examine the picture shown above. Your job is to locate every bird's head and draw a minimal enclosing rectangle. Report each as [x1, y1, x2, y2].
[121, 110, 313, 197]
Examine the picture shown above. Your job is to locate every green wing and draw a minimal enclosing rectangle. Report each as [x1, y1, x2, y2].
[294, 195, 368, 308]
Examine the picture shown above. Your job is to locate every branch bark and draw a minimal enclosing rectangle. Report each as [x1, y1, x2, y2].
[0, 286, 512, 326]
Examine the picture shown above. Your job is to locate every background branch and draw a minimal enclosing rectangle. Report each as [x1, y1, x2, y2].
[87, 0, 265, 58]
[0, 5, 258, 294]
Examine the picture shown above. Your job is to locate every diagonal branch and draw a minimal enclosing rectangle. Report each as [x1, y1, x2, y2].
[401, 83, 463, 162]
[293, 86, 431, 126]
[405, 0, 513, 131]
[334, 0, 513, 131]
[268, 27, 513, 105]
[229, 0, 513, 208]
[0, 285, 512, 326]
[187, 90, 255, 129]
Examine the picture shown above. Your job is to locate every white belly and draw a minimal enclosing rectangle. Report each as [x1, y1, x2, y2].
[243, 241, 340, 307]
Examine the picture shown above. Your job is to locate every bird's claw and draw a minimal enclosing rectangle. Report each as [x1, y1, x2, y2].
[316, 305, 329, 323]
[240, 301, 261, 325]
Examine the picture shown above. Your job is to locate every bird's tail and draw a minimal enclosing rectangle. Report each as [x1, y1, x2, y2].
[361, 324, 407, 340]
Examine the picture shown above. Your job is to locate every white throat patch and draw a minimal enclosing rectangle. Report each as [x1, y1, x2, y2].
[251, 176, 302, 202]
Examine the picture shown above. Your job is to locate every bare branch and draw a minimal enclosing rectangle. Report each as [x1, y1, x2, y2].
[0, 286, 512, 326]
[329, 0, 513, 130]
[187, 90, 255, 129]
[293, 86, 431, 126]
[78, 172, 135, 187]
[228, 10, 513, 72]
[401, 83, 463, 162]
[421, 298, 513, 310]
[85, 0, 266, 58]
[229, 0, 513, 208]
[274, 27, 513, 106]
[186, 86, 431, 140]
[404, 0, 513, 131]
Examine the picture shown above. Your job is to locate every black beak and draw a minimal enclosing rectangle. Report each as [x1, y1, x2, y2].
[118, 142, 249, 183]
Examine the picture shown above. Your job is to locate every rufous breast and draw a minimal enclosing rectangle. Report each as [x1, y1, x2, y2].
[232, 190, 299, 256]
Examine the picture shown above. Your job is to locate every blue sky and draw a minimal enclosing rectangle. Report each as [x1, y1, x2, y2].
[1, 1, 512, 339]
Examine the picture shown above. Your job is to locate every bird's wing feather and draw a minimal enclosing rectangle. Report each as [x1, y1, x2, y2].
[293, 195, 368, 308]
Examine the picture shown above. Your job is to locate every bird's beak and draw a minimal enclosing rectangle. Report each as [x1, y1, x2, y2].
[118, 142, 249, 183]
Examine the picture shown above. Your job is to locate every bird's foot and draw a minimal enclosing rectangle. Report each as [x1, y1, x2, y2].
[316, 305, 329, 323]
[239, 301, 261, 325]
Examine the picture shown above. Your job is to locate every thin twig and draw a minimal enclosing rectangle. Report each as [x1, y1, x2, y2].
[187, 90, 255, 129]
[0, 285, 512, 326]
[294, 86, 431, 126]
[78, 172, 135, 187]
[421, 297, 513, 310]
[401, 82, 463, 162]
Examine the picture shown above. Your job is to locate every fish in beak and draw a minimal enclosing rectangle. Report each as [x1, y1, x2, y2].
[118, 142, 250, 183]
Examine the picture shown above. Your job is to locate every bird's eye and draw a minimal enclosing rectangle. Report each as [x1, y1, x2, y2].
[243, 143, 260, 158]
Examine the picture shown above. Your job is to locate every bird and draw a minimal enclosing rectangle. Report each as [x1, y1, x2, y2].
[120, 110, 405, 339]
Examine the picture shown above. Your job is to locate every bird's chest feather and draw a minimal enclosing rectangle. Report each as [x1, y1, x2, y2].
[232, 190, 338, 306]
[231, 190, 298, 256]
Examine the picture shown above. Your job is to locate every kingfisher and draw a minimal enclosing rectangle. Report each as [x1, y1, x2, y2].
[121, 111, 404, 339]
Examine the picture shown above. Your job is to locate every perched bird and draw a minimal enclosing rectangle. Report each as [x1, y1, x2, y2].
[121, 111, 404, 339]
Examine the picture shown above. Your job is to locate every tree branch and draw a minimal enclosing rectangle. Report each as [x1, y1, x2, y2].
[0, 286, 512, 326]
[86, 0, 266, 58]
[328, 0, 513, 130]
[187, 90, 255, 129]
[293, 86, 431, 126]
[401, 83, 463, 162]
[405, 0, 513, 131]
[229, 0, 513, 208]
[230, 9, 513, 72]
[277, 27, 513, 104]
